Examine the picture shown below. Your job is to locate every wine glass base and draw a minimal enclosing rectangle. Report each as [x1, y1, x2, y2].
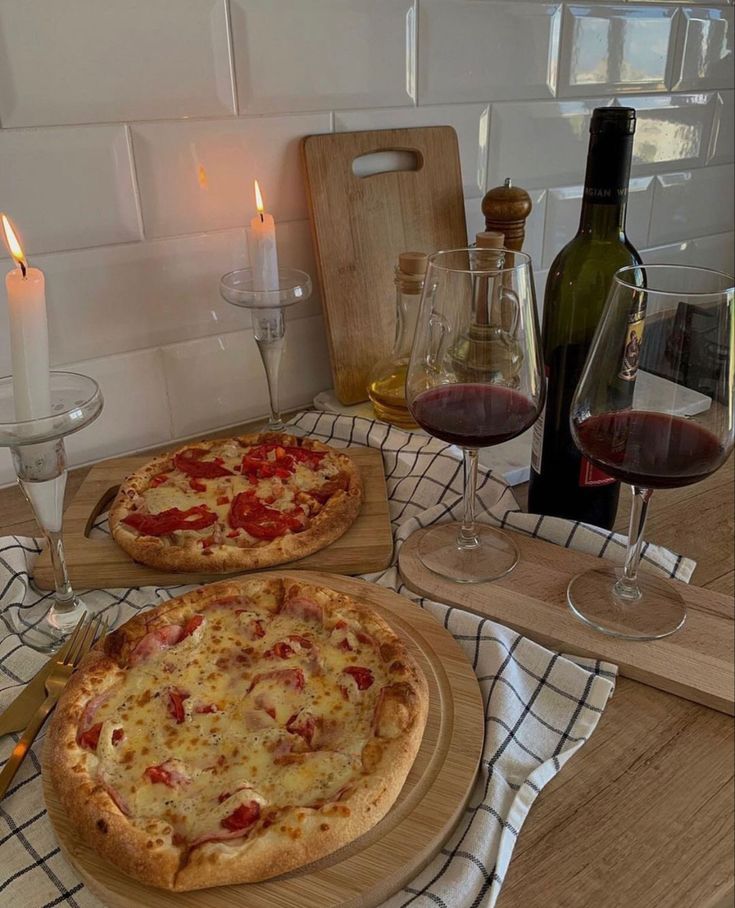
[567, 566, 686, 640]
[417, 523, 519, 583]
[10, 595, 119, 653]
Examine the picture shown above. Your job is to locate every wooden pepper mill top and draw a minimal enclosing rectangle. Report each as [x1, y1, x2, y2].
[481, 178, 533, 251]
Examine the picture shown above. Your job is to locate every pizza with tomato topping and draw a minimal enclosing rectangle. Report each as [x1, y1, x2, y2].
[46, 576, 428, 890]
[109, 433, 362, 572]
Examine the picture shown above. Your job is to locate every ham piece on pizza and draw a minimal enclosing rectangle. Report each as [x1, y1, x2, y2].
[109, 433, 362, 572]
[46, 576, 428, 891]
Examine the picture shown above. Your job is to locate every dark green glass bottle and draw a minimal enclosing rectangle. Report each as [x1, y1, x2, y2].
[528, 107, 642, 528]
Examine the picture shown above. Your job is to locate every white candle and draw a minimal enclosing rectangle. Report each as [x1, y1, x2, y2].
[247, 180, 279, 296]
[2, 214, 51, 422]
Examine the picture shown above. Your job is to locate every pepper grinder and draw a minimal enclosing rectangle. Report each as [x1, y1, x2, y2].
[477, 177, 533, 336]
[481, 177, 533, 251]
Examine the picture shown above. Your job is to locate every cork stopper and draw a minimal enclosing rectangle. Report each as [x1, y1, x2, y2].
[481, 178, 533, 251]
[395, 251, 428, 292]
[398, 251, 428, 276]
[475, 231, 504, 250]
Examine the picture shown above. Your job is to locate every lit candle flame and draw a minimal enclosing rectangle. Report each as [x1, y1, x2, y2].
[254, 179, 265, 218]
[1, 213, 27, 276]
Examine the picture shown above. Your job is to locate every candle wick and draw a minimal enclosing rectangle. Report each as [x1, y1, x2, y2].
[19, 260, 27, 278]
[259, 212, 264, 223]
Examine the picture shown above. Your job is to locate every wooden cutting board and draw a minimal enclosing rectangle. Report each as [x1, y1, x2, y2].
[302, 127, 468, 404]
[42, 571, 484, 908]
[399, 527, 734, 715]
[33, 448, 392, 589]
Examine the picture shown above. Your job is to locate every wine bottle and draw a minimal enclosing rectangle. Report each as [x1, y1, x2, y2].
[528, 106, 642, 529]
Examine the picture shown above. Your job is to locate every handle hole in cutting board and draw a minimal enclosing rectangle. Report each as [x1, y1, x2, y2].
[352, 149, 423, 178]
[84, 486, 120, 538]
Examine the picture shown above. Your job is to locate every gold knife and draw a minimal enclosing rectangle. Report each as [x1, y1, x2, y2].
[0, 637, 72, 736]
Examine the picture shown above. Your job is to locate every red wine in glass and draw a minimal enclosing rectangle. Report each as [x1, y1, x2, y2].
[405, 247, 545, 583]
[411, 383, 539, 448]
[574, 410, 728, 491]
[567, 262, 734, 640]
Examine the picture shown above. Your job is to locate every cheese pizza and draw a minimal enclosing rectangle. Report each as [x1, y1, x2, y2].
[46, 576, 428, 891]
[109, 433, 362, 572]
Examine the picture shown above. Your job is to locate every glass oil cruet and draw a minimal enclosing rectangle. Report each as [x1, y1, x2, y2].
[368, 251, 428, 428]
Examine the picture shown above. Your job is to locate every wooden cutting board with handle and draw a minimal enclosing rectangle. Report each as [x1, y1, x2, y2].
[302, 127, 467, 405]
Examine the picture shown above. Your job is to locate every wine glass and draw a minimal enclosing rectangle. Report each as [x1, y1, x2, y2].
[406, 247, 545, 583]
[569, 263, 734, 640]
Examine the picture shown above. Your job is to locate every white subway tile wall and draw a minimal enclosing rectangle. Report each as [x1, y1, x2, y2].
[417, 2, 562, 104]
[130, 113, 331, 236]
[708, 90, 735, 163]
[558, 5, 678, 97]
[229, 0, 416, 112]
[162, 315, 332, 439]
[0, 222, 321, 375]
[672, 6, 734, 92]
[649, 163, 734, 244]
[0, 0, 235, 127]
[0, 125, 141, 254]
[0, 1, 732, 486]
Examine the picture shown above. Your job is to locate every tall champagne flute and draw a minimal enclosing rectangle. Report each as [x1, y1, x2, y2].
[406, 248, 545, 583]
[569, 264, 734, 639]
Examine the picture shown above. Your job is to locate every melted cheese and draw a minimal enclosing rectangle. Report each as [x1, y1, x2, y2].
[85, 598, 386, 844]
[130, 440, 344, 546]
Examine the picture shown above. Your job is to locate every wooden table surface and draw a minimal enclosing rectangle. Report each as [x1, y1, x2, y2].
[0, 422, 732, 908]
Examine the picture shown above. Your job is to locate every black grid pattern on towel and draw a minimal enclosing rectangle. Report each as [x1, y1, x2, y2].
[0, 412, 692, 908]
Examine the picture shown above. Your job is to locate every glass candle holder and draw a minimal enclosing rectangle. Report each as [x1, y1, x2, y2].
[220, 267, 312, 432]
[0, 371, 117, 651]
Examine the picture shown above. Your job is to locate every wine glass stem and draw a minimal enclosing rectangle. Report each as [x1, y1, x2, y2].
[615, 485, 653, 601]
[458, 448, 480, 549]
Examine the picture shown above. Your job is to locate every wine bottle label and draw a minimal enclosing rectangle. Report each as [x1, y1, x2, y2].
[579, 458, 616, 487]
[583, 186, 628, 204]
[619, 290, 646, 382]
[582, 131, 634, 206]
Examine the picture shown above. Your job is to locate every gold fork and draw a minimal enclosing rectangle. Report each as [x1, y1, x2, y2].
[0, 612, 108, 799]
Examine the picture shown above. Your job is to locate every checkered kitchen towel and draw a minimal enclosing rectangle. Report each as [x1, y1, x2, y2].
[0, 412, 696, 908]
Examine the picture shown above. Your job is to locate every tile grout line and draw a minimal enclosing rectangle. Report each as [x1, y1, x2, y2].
[54, 310, 328, 374]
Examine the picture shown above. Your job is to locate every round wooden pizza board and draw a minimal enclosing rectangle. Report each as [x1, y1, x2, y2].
[42, 571, 484, 908]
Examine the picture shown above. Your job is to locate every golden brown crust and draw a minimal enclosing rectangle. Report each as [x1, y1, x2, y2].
[108, 434, 362, 574]
[46, 577, 428, 891]
[46, 652, 182, 888]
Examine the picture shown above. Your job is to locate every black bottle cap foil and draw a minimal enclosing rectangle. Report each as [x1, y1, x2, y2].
[590, 107, 636, 136]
